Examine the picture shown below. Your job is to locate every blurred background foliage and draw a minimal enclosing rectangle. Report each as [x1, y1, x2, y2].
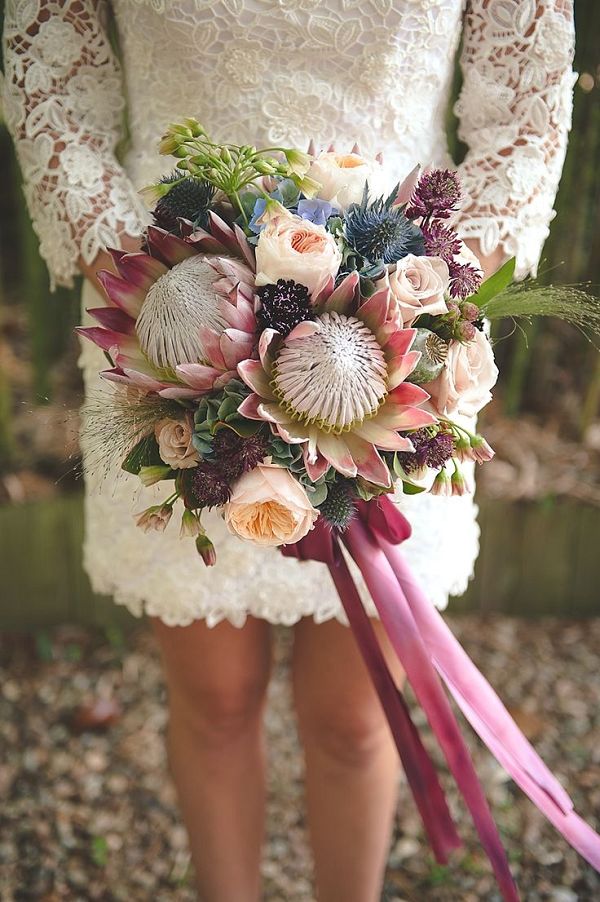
[0, 1, 598, 624]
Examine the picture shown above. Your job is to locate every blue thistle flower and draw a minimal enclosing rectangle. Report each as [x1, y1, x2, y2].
[344, 184, 425, 265]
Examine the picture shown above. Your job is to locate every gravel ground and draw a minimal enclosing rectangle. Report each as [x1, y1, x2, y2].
[1, 616, 599, 901]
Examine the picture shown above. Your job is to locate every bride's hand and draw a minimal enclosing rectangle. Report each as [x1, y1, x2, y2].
[464, 238, 506, 282]
[79, 234, 142, 288]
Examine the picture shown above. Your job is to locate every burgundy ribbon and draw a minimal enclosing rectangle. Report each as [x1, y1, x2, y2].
[283, 495, 600, 901]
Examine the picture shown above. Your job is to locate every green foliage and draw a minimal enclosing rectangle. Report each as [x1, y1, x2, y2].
[121, 434, 163, 475]
[470, 257, 516, 308]
[193, 379, 258, 454]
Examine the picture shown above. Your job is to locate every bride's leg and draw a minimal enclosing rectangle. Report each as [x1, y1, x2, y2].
[152, 615, 272, 902]
[292, 616, 403, 902]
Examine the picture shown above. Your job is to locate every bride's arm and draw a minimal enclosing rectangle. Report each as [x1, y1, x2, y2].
[453, 0, 576, 280]
[1, 0, 147, 290]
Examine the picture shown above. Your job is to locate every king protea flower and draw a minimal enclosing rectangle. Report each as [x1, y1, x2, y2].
[237, 272, 436, 487]
[76, 216, 257, 400]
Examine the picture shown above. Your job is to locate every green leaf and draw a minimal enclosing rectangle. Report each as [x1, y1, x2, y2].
[122, 435, 162, 475]
[307, 481, 329, 506]
[469, 257, 516, 308]
[401, 480, 427, 495]
[91, 835, 109, 868]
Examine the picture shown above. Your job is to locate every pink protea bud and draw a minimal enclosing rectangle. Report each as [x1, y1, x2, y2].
[471, 435, 495, 463]
[196, 532, 217, 566]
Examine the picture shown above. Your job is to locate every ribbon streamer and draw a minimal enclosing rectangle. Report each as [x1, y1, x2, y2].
[283, 496, 600, 901]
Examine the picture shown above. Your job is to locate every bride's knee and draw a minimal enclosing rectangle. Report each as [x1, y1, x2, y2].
[168, 668, 270, 746]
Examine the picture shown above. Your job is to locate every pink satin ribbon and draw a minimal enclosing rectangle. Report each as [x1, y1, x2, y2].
[282, 496, 600, 901]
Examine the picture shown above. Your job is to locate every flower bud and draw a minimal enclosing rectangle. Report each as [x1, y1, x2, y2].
[196, 532, 217, 566]
[138, 465, 172, 486]
[455, 320, 477, 342]
[431, 469, 452, 496]
[451, 467, 471, 496]
[461, 302, 480, 323]
[180, 509, 201, 539]
[453, 433, 474, 462]
[470, 434, 495, 463]
[135, 504, 173, 533]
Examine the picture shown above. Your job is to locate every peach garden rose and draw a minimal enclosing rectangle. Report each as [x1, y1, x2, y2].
[223, 461, 319, 546]
[255, 212, 342, 298]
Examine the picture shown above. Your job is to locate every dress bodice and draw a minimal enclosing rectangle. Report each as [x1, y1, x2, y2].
[111, 0, 464, 186]
[2, 0, 576, 287]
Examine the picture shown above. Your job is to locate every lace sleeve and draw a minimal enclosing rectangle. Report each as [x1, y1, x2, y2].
[453, 0, 577, 278]
[1, 0, 146, 289]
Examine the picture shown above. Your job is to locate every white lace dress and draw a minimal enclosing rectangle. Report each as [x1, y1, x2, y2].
[2, 0, 575, 627]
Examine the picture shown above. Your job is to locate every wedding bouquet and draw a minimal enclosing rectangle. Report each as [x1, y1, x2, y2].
[78, 120, 600, 900]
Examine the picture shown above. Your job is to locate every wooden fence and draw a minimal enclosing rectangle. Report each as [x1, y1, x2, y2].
[0, 495, 598, 631]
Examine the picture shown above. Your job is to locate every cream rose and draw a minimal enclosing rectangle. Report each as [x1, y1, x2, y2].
[255, 212, 342, 298]
[424, 329, 499, 419]
[224, 461, 319, 546]
[389, 254, 450, 326]
[307, 151, 388, 210]
[155, 416, 199, 469]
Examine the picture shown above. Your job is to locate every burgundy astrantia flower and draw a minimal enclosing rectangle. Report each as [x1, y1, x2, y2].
[186, 462, 232, 508]
[448, 261, 482, 299]
[76, 215, 257, 400]
[421, 221, 462, 262]
[395, 428, 455, 474]
[210, 429, 271, 480]
[406, 169, 462, 220]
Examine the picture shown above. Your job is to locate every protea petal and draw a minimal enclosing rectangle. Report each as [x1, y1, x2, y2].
[120, 368, 174, 392]
[237, 359, 276, 398]
[158, 385, 209, 399]
[146, 226, 197, 266]
[345, 435, 391, 487]
[387, 382, 432, 408]
[353, 420, 415, 451]
[320, 270, 360, 314]
[219, 330, 253, 370]
[357, 288, 390, 334]
[394, 164, 421, 207]
[387, 350, 422, 389]
[76, 326, 131, 353]
[113, 252, 169, 292]
[303, 450, 330, 481]
[175, 363, 222, 390]
[384, 327, 417, 358]
[316, 432, 357, 477]
[237, 393, 264, 420]
[258, 329, 281, 372]
[197, 326, 227, 370]
[311, 274, 336, 308]
[96, 271, 145, 318]
[86, 307, 136, 334]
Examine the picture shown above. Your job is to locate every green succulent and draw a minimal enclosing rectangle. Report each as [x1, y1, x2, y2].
[193, 380, 258, 455]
